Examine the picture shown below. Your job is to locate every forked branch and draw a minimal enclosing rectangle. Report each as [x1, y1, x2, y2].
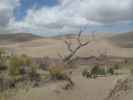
[63, 29, 90, 63]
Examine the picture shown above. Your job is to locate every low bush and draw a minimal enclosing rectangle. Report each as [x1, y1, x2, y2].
[82, 68, 91, 78]
[82, 65, 116, 79]
[8, 56, 23, 76]
[28, 64, 40, 81]
[19, 54, 32, 66]
[107, 68, 114, 75]
[48, 66, 69, 80]
[90, 65, 106, 77]
[0, 49, 6, 60]
[113, 64, 120, 70]
[7, 54, 40, 84]
[130, 68, 133, 75]
[0, 49, 9, 71]
[48, 66, 67, 80]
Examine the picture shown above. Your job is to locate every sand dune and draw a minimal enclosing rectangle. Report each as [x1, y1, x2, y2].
[1, 37, 133, 58]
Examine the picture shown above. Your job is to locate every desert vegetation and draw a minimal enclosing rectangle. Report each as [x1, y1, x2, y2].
[0, 48, 75, 99]
[0, 31, 133, 100]
[0, 50, 40, 91]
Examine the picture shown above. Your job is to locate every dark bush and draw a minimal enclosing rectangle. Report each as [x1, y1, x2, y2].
[28, 64, 40, 81]
[0, 49, 9, 71]
[108, 68, 114, 75]
[113, 64, 120, 70]
[82, 68, 91, 78]
[90, 65, 106, 76]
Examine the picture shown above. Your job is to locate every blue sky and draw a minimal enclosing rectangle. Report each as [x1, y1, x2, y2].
[0, 0, 133, 35]
[15, 0, 58, 21]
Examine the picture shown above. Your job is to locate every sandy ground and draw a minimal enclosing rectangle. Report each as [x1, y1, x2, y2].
[110, 75, 133, 100]
[117, 90, 133, 100]
[9, 66, 128, 100]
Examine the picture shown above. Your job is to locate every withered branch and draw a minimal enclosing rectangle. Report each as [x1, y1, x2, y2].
[63, 29, 91, 63]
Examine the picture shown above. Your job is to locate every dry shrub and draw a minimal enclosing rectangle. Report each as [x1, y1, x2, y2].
[0, 49, 9, 71]
[0, 49, 7, 61]
[48, 63, 75, 90]
[48, 65, 66, 80]
[104, 78, 131, 100]
[48, 62, 74, 84]
[28, 64, 40, 82]
[19, 54, 32, 66]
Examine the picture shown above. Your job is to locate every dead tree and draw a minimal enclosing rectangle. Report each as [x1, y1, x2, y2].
[62, 30, 91, 64]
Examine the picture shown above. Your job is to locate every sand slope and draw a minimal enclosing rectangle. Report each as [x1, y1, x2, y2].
[1, 38, 133, 58]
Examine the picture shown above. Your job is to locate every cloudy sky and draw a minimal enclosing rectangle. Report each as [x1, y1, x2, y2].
[0, 0, 133, 35]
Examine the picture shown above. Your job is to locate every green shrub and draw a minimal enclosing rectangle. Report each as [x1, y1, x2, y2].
[8, 56, 23, 76]
[82, 65, 106, 78]
[83, 65, 116, 79]
[107, 68, 114, 75]
[130, 69, 133, 75]
[91, 65, 106, 76]
[8, 54, 33, 76]
[97, 68, 106, 75]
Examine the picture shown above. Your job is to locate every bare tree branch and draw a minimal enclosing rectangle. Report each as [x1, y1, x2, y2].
[64, 40, 73, 53]
[57, 53, 64, 60]
[62, 28, 91, 63]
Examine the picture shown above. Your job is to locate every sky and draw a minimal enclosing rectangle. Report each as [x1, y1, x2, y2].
[0, 0, 133, 36]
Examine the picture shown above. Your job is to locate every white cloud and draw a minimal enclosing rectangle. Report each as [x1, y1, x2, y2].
[0, 0, 133, 34]
[0, 0, 20, 33]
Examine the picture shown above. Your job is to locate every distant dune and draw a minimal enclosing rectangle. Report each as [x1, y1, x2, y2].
[52, 33, 77, 39]
[0, 33, 43, 45]
[0, 32, 133, 58]
[109, 31, 133, 48]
